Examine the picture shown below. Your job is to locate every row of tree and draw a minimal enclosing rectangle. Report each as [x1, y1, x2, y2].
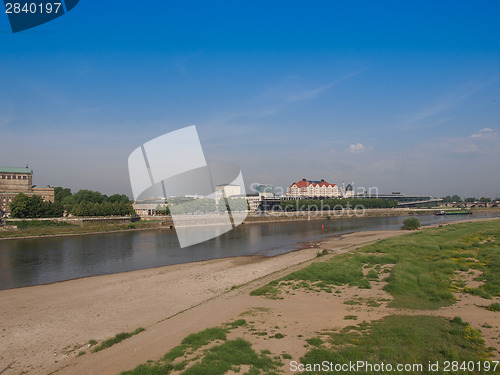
[442, 195, 497, 203]
[9, 194, 64, 218]
[9, 188, 136, 218]
[167, 197, 249, 215]
[280, 198, 398, 211]
[70, 201, 136, 217]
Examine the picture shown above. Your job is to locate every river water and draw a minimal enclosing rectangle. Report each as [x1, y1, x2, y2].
[1, 213, 498, 290]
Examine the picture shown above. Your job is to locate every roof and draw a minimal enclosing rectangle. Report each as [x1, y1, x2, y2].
[0, 166, 33, 174]
[290, 179, 336, 188]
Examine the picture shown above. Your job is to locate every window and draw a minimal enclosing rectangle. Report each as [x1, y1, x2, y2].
[7, 175, 11, 180]
[1, 175, 4, 179]
[23, 176, 27, 180]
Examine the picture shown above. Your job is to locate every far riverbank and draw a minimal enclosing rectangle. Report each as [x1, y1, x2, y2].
[2, 207, 499, 241]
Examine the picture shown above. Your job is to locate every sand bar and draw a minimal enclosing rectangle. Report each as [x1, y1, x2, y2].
[0, 229, 402, 375]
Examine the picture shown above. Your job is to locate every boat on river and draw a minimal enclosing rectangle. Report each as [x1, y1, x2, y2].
[433, 210, 472, 216]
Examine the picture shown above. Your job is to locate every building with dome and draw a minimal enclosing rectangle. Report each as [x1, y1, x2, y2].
[342, 182, 354, 198]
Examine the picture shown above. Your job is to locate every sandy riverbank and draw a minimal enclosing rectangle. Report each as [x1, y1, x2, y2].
[0, 229, 402, 375]
[1, 218, 499, 375]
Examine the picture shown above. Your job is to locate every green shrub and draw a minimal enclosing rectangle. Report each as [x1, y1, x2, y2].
[401, 217, 420, 230]
[93, 328, 145, 352]
[487, 302, 500, 312]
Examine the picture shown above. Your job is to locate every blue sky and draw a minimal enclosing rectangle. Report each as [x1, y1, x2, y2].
[1, 1, 499, 198]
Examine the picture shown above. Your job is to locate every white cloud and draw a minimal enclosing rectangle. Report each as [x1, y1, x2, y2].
[348, 143, 366, 153]
[470, 128, 496, 139]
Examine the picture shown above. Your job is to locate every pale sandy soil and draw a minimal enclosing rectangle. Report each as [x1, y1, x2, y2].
[1, 219, 499, 375]
[0, 230, 398, 375]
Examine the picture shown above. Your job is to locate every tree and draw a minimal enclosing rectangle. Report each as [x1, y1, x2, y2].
[451, 195, 462, 202]
[480, 197, 492, 203]
[72, 189, 106, 204]
[9, 193, 31, 218]
[155, 204, 170, 215]
[54, 187, 72, 203]
[107, 194, 131, 204]
[465, 197, 476, 203]
[47, 201, 64, 217]
[401, 217, 420, 230]
[9, 193, 63, 218]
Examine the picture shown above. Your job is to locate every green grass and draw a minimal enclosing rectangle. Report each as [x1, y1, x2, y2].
[121, 325, 281, 375]
[251, 220, 500, 310]
[250, 281, 280, 298]
[316, 249, 329, 257]
[181, 339, 281, 375]
[366, 269, 379, 280]
[7, 220, 76, 228]
[92, 328, 145, 352]
[487, 302, 500, 312]
[226, 319, 246, 328]
[0, 219, 163, 239]
[306, 337, 322, 347]
[344, 315, 358, 320]
[301, 315, 495, 375]
[401, 216, 420, 230]
[181, 327, 227, 350]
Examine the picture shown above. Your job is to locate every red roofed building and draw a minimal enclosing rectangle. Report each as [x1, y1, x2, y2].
[287, 179, 341, 198]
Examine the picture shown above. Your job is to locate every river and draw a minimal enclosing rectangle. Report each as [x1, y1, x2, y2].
[1, 213, 498, 290]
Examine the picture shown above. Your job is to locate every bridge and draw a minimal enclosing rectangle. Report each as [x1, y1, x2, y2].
[397, 198, 443, 208]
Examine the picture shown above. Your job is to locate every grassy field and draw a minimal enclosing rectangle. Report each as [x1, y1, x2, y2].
[252, 220, 500, 309]
[121, 321, 283, 375]
[87, 220, 500, 375]
[118, 315, 497, 375]
[302, 315, 496, 375]
[0, 219, 166, 239]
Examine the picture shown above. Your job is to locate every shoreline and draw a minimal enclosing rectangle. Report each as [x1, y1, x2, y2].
[0, 228, 404, 375]
[1, 216, 496, 292]
[1, 207, 499, 241]
[1, 218, 499, 375]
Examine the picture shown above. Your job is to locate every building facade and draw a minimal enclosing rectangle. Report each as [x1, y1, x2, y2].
[215, 184, 241, 203]
[343, 183, 354, 198]
[286, 179, 341, 198]
[0, 166, 55, 216]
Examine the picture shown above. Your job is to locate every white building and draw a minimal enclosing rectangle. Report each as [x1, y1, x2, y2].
[215, 184, 241, 203]
[133, 197, 167, 217]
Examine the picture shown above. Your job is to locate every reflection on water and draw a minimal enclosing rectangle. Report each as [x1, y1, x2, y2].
[0, 213, 498, 290]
